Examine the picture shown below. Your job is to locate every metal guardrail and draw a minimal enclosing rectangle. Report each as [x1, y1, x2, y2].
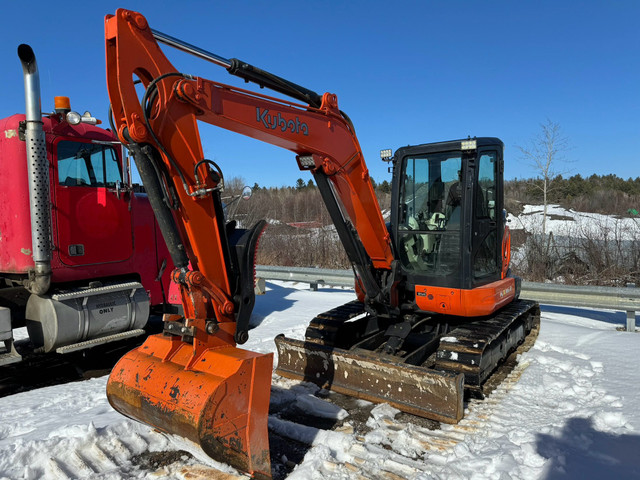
[256, 266, 353, 290]
[255, 265, 639, 332]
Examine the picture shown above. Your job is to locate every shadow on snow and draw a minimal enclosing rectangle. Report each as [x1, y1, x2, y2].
[537, 416, 640, 479]
[540, 304, 636, 327]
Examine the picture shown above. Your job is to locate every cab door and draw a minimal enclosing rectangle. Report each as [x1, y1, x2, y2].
[54, 139, 133, 266]
[470, 149, 502, 285]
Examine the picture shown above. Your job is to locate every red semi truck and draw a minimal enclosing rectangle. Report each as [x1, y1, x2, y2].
[0, 45, 175, 367]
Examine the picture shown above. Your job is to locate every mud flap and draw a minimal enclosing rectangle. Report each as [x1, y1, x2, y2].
[107, 334, 273, 479]
[274, 335, 464, 424]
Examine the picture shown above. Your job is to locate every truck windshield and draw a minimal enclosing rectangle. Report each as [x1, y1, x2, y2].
[397, 153, 462, 276]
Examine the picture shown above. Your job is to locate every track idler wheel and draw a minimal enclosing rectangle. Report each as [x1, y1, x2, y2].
[107, 333, 273, 479]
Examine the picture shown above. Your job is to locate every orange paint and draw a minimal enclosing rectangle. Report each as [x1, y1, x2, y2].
[414, 277, 516, 317]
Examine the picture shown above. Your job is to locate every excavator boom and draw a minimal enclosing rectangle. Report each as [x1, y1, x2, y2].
[105, 10, 277, 478]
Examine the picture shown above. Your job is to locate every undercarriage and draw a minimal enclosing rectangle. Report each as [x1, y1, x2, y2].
[275, 299, 540, 423]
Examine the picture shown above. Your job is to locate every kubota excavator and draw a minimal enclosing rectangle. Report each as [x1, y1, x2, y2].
[104, 9, 539, 479]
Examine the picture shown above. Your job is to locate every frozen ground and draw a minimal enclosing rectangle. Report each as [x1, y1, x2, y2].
[0, 281, 638, 479]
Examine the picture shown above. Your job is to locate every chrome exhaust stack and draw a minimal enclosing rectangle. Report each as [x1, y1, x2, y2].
[18, 44, 51, 295]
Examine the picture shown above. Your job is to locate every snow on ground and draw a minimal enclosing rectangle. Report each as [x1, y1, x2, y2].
[507, 204, 640, 240]
[0, 281, 639, 479]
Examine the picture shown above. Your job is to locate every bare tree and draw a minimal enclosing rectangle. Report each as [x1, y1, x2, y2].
[517, 119, 571, 236]
[222, 176, 246, 196]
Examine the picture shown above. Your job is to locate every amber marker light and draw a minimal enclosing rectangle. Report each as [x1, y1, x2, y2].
[54, 96, 71, 111]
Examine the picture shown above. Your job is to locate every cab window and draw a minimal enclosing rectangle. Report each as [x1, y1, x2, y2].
[473, 152, 499, 278]
[397, 153, 462, 276]
[57, 141, 121, 187]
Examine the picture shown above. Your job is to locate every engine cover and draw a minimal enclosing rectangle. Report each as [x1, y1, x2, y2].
[25, 281, 149, 352]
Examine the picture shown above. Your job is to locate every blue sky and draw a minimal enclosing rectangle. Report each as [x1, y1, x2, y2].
[1, 1, 638, 187]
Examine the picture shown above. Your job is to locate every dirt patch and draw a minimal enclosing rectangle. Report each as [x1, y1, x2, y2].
[131, 449, 195, 471]
[323, 391, 376, 436]
[546, 214, 575, 222]
[178, 465, 245, 479]
[268, 431, 309, 480]
[395, 411, 440, 430]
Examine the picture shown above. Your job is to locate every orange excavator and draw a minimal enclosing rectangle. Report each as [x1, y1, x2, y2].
[104, 9, 539, 479]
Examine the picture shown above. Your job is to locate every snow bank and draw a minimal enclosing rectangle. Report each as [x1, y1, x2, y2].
[508, 204, 640, 240]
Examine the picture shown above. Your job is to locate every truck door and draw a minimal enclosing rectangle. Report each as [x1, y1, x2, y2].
[53, 139, 133, 266]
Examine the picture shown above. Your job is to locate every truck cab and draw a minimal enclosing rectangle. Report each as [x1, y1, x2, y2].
[0, 94, 174, 364]
[0, 110, 171, 298]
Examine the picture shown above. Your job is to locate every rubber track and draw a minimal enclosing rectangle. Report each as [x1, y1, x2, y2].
[434, 299, 540, 397]
[304, 301, 366, 346]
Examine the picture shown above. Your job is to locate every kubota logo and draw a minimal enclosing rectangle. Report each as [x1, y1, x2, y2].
[256, 108, 309, 136]
[499, 286, 514, 298]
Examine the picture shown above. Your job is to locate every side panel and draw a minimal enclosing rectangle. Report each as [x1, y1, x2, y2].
[47, 191, 174, 308]
[414, 277, 516, 316]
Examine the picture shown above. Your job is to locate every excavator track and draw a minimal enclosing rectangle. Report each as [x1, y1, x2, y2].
[275, 299, 540, 423]
[435, 299, 540, 397]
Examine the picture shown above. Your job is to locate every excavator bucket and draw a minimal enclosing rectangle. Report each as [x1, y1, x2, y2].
[107, 333, 273, 479]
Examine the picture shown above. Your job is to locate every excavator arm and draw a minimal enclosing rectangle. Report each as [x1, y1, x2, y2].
[104, 9, 396, 479]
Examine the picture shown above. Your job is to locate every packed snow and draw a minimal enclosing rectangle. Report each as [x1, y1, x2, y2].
[0, 281, 638, 479]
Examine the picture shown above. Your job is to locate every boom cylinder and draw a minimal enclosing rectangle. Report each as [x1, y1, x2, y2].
[128, 143, 190, 271]
[151, 28, 322, 107]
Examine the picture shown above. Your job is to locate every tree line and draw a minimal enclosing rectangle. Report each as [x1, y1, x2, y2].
[505, 173, 640, 216]
[226, 176, 389, 269]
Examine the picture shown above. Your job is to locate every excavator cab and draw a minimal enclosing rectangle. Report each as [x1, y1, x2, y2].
[277, 137, 538, 423]
[392, 138, 505, 290]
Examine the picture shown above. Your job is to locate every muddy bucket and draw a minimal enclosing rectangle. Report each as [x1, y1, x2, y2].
[107, 333, 273, 479]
